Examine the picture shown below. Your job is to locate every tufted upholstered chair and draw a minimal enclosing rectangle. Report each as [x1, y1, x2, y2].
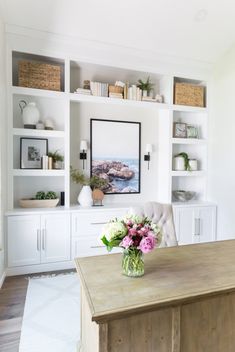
[129, 201, 178, 247]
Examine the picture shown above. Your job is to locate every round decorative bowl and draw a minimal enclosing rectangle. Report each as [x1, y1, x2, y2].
[19, 198, 59, 208]
[172, 190, 196, 202]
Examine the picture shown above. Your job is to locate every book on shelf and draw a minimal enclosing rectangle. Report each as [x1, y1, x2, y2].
[109, 93, 123, 99]
[142, 96, 157, 102]
[124, 82, 129, 99]
[90, 81, 109, 97]
[74, 88, 91, 95]
[127, 85, 142, 101]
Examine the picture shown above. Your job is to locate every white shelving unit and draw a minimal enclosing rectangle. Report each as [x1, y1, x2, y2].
[3, 31, 218, 276]
[6, 47, 211, 210]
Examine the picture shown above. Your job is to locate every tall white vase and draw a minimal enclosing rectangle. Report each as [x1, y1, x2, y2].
[77, 186, 93, 207]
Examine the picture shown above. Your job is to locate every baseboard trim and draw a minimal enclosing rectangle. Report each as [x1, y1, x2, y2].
[0, 271, 6, 288]
[6, 261, 75, 276]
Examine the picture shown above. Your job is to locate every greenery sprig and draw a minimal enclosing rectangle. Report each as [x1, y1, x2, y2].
[70, 167, 108, 190]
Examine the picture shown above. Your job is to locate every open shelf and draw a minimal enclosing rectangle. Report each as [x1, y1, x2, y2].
[70, 93, 168, 109]
[172, 171, 205, 177]
[12, 128, 65, 138]
[12, 86, 66, 99]
[172, 138, 206, 145]
[172, 104, 207, 113]
[13, 169, 65, 177]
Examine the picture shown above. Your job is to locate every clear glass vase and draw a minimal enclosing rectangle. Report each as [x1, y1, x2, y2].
[122, 248, 144, 277]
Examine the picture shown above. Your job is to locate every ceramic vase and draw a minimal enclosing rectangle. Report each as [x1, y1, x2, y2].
[19, 101, 40, 129]
[77, 186, 93, 207]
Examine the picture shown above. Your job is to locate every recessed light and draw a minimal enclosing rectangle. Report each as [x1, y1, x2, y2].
[194, 9, 208, 22]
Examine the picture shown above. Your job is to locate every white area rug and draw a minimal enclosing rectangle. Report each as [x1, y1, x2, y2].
[19, 274, 80, 352]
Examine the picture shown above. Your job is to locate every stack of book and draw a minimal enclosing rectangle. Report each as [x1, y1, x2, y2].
[127, 85, 142, 101]
[90, 82, 109, 97]
[109, 92, 123, 99]
[142, 96, 157, 102]
[74, 88, 91, 95]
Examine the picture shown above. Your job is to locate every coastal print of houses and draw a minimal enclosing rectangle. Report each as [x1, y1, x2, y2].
[91, 119, 141, 194]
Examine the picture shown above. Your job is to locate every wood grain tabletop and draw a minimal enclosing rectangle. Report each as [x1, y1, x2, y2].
[75, 240, 235, 322]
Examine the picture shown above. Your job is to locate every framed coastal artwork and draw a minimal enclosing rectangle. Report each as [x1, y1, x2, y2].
[90, 119, 141, 194]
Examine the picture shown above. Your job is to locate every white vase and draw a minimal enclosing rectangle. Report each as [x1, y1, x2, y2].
[78, 186, 93, 207]
[19, 101, 40, 128]
[173, 156, 185, 171]
[142, 90, 148, 97]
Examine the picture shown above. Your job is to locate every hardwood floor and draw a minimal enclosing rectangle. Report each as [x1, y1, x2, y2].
[0, 275, 27, 352]
[0, 269, 75, 352]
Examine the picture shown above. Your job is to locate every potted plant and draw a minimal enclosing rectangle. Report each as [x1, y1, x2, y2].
[70, 167, 108, 206]
[48, 150, 64, 169]
[174, 152, 191, 171]
[137, 76, 154, 97]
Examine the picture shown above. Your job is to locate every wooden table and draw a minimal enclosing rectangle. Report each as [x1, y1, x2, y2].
[75, 240, 235, 352]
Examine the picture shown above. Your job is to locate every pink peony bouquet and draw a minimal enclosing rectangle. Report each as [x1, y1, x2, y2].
[101, 214, 161, 254]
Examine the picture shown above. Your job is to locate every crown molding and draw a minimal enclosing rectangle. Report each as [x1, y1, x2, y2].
[5, 24, 212, 78]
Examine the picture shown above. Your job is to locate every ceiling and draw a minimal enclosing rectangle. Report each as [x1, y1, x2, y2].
[1, 0, 235, 64]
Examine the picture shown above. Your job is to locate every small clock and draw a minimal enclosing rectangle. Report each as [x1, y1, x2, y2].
[173, 122, 187, 138]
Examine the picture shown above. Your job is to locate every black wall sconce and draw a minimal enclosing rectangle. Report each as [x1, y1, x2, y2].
[80, 140, 88, 169]
[144, 144, 153, 170]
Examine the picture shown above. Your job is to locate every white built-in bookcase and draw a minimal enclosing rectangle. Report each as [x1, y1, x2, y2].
[7, 50, 209, 210]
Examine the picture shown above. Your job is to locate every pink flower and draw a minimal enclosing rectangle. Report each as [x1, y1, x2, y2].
[129, 228, 137, 236]
[120, 235, 134, 249]
[138, 235, 156, 253]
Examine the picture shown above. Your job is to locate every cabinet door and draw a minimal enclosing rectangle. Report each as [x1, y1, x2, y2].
[41, 213, 71, 263]
[174, 208, 194, 245]
[8, 215, 41, 267]
[197, 206, 217, 243]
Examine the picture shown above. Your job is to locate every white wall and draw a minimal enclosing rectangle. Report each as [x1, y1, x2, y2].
[208, 45, 235, 240]
[70, 102, 159, 205]
[0, 18, 6, 283]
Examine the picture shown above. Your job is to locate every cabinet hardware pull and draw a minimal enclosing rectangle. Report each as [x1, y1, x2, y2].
[90, 245, 106, 248]
[42, 229, 45, 250]
[194, 218, 200, 236]
[75, 218, 78, 233]
[37, 229, 40, 251]
[90, 222, 107, 225]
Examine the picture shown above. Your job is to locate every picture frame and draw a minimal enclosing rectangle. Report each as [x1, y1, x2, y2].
[90, 119, 141, 194]
[187, 125, 199, 139]
[20, 137, 48, 169]
[173, 122, 187, 138]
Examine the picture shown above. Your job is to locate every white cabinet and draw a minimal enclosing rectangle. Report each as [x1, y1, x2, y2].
[8, 215, 41, 267]
[8, 213, 71, 267]
[72, 208, 128, 258]
[173, 205, 216, 245]
[41, 214, 71, 263]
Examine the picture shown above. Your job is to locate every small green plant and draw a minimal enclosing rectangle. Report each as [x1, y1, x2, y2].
[70, 167, 108, 190]
[35, 191, 46, 200]
[176, 152, 191, 171]
[45, 191, 57, 199]
[48, 150, 64, 162]
[137, 77, 154, 93]
[35, 191, 57, 200]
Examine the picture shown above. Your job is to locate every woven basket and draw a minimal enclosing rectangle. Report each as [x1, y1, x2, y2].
[18, 61, 61, 91]
[174, 83, 204, 107]
[108, 85, 124, 94]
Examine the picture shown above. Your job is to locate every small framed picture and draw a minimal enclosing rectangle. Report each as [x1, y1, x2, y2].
[187, 125, 199, 139]
[173, 122, 187, 138]
[20, 138, 48, 169]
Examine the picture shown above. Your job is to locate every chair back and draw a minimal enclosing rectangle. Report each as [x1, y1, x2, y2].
[129, 201, 178, 247]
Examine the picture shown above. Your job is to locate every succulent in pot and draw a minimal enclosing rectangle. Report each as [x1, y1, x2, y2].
[48, 150, 64, 169]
